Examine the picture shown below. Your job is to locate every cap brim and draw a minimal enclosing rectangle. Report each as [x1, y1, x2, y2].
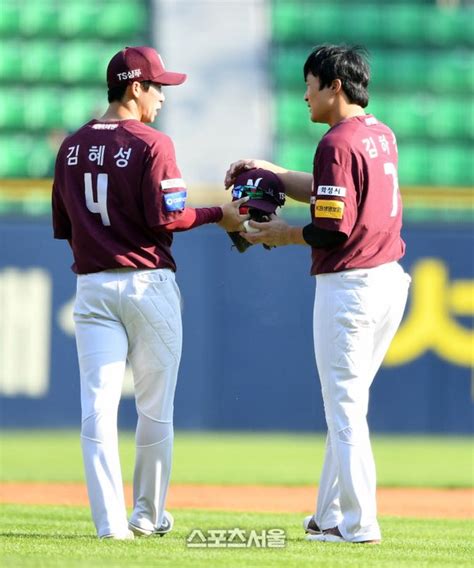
[155, 71, 187, 86]
[246, 199, 278, 213]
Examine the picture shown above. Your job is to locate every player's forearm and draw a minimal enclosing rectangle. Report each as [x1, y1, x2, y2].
[162, 206, 223, 232]
[284, 226, 308, 245]
[277, 170, 313, 203]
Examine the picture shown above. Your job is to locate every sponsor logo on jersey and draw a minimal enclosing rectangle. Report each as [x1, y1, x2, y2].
[164, 191, 187, 212]
[161, 178, 187, 190]
[314, 199, 344, 219]
[117, 68, 142, 81]
[317, 185, 347, 197]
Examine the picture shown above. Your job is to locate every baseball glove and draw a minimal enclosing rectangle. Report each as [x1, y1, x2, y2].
[226, 168, 285, 253]
[227, 208, 272, 253]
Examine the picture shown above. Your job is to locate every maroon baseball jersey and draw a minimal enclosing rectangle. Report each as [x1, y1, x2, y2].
[52, 119, 220, 274]
[310, 114, 405, 275]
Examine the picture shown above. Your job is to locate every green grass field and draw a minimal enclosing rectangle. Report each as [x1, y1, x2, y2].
[1, 431, 473, 567]
[1, 431, 472, 487]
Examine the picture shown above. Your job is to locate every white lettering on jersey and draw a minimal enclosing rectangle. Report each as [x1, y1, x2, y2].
[379, 135, 390, 155]
[317, 185, 347, 197]
[362, 137, 378, 158]
[365, 116, 377, 125]
[114, 147, 132, 167]
[383, 162, 400, 217]
[84, 173, 110, 226]
[161, 178, 187, 189]
[66, 145, 79, 166]
[92, 123, 118, 130]
[88, 145, 105, 166]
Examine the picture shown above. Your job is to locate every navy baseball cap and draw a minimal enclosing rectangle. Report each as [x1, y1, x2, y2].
[107, 46, 187, 88]
[231, 168, 285, 213]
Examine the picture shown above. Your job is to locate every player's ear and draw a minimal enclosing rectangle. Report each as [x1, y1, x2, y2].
[331, 79, 342, 93]
[129, 81, 142, 98]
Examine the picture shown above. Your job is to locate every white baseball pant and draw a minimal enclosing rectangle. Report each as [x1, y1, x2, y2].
[73, 268, 182, 538]
[313, 261, 411, 542]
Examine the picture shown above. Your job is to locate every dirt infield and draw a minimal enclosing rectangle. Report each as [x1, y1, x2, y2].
[0, 483, 472, 519]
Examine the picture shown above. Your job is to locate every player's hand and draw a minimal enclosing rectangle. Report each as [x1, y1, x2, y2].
[240, 215, 292, 247]
[224, 159, 280, 189]
[217, 197, 250, 232]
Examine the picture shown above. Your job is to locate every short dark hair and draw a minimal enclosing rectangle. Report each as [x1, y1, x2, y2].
[303, 45, 370, 108]
[107, 80, 152, 103]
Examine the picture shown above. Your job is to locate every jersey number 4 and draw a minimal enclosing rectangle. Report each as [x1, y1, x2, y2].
[383, 162, 399, 217]
[84, 173, 110, 226]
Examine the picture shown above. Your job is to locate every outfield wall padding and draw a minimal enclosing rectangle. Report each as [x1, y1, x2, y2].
[0, 219, 472, 433]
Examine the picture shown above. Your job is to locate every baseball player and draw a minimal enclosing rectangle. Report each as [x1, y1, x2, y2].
[225, 45, 411, 543]
[52, 46, 248, 540]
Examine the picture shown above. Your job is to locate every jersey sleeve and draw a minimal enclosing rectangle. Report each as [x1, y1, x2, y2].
[51, 158, 72, 239]
[141, 135, 188, 228]
[311, 143, 358, 237]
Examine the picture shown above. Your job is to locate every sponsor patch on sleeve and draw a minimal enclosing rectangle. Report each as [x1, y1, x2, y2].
[314, 199, 344, 219]
[161, 178, 186, 190]
[163, 191, 187, 212]
[317, 185, 347, 197]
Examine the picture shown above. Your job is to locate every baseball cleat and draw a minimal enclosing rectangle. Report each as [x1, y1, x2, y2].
[303, 515, 321, 534]
[306, 526, 344, 542]
[100, 529, 135, 540]
[306, 526, 381, 544]
[129, 510, 174, 537]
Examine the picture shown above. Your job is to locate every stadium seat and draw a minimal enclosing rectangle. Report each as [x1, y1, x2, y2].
[340, 5, 384, 45]
[60, 43, 107, 83]
[398, 143, 474, 187]
[0, 89, 25, 129]
[58, 1, 146, 39]
[23, 137, 57, 177]
[24, 88, 64, 130]
[275, 139, 318, 173]
[276, 94, 311, 136]
[19, 2, 59, 37]
[0, 135, 32, 177]
[0, 2, 20, 37]
[58, 3, 101, 38]
[0, 134, 57, 178]
[373, 51, 474, 93]
[0, 40, 23, 81]
[371, 51, 427, 91]
[271, 49, 305, 85]
[271, 2, 300, 41]
[0, 133, 59, 178]
[272, 3, 342, 43]
[427, 50, 474, 93]
[271, 2, 474, 48]
[21, 41, 61, 82]
[431, 145, 474, 186]
[427, 100, 473, 140]
[98, 3, 147, 39]
[398, 144, 432, 186]
[382, 5, 425, 47]
[62, 89, 106, 130]
[425, 7, 474, 47]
